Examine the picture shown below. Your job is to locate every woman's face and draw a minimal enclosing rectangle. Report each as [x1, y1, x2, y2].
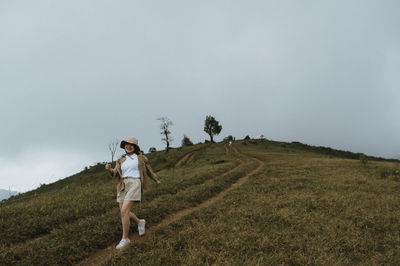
[125, 143, 135, 154]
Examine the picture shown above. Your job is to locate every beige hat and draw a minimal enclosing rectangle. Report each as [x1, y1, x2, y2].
[120, 137, 139, 149]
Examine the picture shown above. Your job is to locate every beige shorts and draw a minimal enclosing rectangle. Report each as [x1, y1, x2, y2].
[117, 178, 141, 202]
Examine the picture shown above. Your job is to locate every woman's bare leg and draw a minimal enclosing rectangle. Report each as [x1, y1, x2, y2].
[119, 201, 134, 239]
[129, 212, 140, 225]
[119, 201, 141, 239]
[119, 202, 140, 225]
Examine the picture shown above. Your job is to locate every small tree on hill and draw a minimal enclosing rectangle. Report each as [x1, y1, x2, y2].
[108, 138, 119, 162]
[158, 117, 173, 152]
[182, 134, 194, 146]
[223, 135, 234, 141]
[204, 115, 222, 143]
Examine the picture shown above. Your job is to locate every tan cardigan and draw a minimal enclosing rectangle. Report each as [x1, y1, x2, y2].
[109, 154, 157, 193]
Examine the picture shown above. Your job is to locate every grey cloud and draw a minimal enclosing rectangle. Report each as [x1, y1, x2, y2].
[0, 0, 399, 178]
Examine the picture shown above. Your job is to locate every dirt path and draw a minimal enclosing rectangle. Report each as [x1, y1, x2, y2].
[186, 151, 198, 163]
[224, 143, 230, 155]
[175, 152, 193, 167]
[78, 144, 264, 266]
[175, 148, 204, 167]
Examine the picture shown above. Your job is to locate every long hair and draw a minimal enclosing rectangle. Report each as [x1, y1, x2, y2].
[132, 144, 140, 155]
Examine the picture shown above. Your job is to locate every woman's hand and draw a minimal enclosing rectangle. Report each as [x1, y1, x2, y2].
[156, 179, 161, 186]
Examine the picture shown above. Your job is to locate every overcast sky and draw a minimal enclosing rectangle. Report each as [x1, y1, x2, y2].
[1, 0, 399, 192]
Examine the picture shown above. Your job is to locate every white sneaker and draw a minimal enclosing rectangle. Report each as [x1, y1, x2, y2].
[138, 219, 146, 236]
[116, 238, 130, 249]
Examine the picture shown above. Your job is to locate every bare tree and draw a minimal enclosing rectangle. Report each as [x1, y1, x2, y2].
[158, 117, 173, 152]
[108, 138, 119, 162]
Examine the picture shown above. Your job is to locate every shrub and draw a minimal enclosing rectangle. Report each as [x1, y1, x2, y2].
[181, 135, 194, 146]
[359, 154, 368, 165]
[393, 170, 400, 181]
[380, 169, 391, 179]
[223, 135, 234, 141]
[380, 169, 400, 180]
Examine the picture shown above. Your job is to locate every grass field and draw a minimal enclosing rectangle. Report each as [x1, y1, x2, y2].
[106, 142, 400, 265]
[1, 140, 400, 265]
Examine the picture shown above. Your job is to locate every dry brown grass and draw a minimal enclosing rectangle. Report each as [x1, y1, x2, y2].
[105, 142, 400, 265]
[2, 140, 400, 265]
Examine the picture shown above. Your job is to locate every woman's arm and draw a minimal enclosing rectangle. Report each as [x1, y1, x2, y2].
[105, 162, 117, 178]
[143, 156, 161, 185]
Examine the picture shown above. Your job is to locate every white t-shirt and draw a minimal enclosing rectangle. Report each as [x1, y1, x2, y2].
[121, 154, 140, 178]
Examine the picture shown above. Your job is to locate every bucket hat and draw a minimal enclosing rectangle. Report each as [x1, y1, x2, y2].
[120, 137, 139, 149]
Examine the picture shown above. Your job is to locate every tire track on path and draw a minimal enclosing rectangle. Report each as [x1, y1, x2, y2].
[186, 151, 198, 163]
[78, 144, 264, 266]
[175, 148, 202, 167]
[175, 152, 193, 167]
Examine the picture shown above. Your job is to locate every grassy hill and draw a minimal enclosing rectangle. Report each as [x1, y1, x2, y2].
[1, 140, 400, 265]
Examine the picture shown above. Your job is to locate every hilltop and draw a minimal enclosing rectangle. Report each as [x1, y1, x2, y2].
[1, 139, 399, 265]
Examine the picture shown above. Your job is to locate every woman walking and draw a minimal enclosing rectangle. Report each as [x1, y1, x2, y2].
[105, 137, 161, 249]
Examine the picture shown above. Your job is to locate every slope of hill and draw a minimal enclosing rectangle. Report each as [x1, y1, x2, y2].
[1, 140, 399, 265]
[2, 143, 209, 205]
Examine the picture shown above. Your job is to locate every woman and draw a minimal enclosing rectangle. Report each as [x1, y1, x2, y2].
[105, 137, 161, 249]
